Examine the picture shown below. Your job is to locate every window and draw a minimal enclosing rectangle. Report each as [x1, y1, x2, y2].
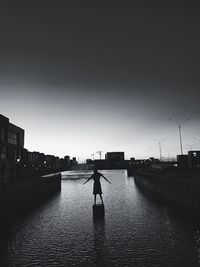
[0, 145, 6, 160]
[8, 131, 17, 145]
[0, 126, 5, 141]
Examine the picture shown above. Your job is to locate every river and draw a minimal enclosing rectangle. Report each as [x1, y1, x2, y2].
[0, 170, 200, 266]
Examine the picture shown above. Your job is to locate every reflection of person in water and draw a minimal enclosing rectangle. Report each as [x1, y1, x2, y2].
[83, 169, 111, 205]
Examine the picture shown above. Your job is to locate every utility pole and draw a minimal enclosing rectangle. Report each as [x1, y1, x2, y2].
[154, 138, 166, 160]
[96, 151, 102, 160]
[169, 118, 190, 155]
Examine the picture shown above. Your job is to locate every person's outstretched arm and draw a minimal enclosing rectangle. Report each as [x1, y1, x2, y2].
[101, 174, 111, 184]
[83, 175, 93, 185]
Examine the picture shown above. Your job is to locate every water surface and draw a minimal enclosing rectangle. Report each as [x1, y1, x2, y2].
[0, 170, 200, 266]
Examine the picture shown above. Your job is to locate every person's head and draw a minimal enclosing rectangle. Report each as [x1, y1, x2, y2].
[94, 168, 98, 174]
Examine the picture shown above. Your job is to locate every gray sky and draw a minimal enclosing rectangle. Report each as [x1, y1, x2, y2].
[0, 1, 200, 161]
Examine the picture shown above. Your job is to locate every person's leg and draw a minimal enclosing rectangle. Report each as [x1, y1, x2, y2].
[94, 194, 96, 205]
[99, 194, 104, 205]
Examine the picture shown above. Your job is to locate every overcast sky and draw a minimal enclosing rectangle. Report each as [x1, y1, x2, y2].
[0, 1, 200, 161]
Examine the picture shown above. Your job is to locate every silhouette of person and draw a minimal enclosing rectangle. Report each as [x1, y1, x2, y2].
[83, 169, 111, 205]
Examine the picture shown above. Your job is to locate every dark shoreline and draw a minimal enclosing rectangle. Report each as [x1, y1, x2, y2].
[0, 173, 61, 217]
[130, 168, 200, 217]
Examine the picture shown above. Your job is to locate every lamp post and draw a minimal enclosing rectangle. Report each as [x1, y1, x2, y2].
[153, 138, 166, 160]
[169, 118, 190, 155]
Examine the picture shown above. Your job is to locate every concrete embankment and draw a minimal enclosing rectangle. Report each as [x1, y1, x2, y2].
[0, 173, 61, 215]
[132, 169, 200, 217]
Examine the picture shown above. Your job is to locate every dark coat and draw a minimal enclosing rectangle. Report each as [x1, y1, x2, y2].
[93, 173, 102, 194]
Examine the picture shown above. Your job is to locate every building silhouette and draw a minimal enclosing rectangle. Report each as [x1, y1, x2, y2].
[0, 114, 24, 180]
[0, 114, 75, 180]
[188, 151, 200, 168]
[105, 152, 125, 163]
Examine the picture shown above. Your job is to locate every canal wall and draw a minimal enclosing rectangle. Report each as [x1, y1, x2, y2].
[0, 173, 61, 215]
[133, 169, 200, 217]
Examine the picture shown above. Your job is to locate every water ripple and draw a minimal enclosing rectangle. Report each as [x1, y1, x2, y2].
[0, 170, 200, 266]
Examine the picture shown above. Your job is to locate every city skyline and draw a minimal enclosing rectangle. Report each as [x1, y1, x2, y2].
[1, 1, 200, 161]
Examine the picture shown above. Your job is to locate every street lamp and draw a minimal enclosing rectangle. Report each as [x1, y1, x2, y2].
[169, 118, 190, 155]
[153, 138, 166, 160]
